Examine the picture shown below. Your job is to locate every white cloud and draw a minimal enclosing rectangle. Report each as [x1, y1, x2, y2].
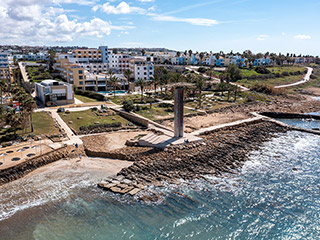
[98, 1, 145, 14]
[257, 34, 269, 41]
[149, 14, 219, 26]
[0, 1, 134, 44]
[294, 34, 311, 40]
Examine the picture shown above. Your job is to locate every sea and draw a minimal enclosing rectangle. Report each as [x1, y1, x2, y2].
[0, 118, 320, 240]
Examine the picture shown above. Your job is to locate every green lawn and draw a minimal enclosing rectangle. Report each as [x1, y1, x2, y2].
[74, 94, 98, 103]
[59, 109, 131, 131]
[108, 94, 142, 105]
[0, 112, 59, 143]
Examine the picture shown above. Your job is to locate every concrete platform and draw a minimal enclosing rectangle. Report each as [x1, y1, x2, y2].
[138, 133, 203, 149]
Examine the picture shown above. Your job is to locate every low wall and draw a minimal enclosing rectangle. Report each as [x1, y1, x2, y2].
[260, 112, 320, 120]
[84, 149, 130, 161]
[0, 145, 75, 186]
[112, 108, 149, 127]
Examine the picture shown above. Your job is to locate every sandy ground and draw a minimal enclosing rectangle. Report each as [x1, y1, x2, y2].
[29, 156, 133, 177]
[305, 87, 320, 96]
[81, 130, 148, 152]
[163, 112, 250, 133]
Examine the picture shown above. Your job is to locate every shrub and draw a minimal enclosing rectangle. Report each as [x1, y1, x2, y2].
[158, 102, 173, 108]
[122, 100, 135, 112]
[198, 67, 207, 73]
[255, 66, 270, 74]
[282, 71, 289, 77]
[75, 89, 105, 101]
[79, 122, 122, 132]
[251, 83, 286, 95]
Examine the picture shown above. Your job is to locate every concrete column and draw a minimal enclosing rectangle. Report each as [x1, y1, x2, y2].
[174, 87, 184, 138]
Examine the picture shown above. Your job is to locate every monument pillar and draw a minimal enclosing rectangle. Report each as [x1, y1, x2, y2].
[174, 87, 184, 138]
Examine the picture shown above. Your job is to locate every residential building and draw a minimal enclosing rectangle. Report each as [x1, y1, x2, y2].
[0, 51, 13, 82]
[35, 80, 74, 106]
[130, 58, 154, 81]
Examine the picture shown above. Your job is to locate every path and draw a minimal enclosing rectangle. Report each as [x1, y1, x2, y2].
[185, 66, 220, 83]
[274, 67, 313, 88]
[18, 62, 29, 82]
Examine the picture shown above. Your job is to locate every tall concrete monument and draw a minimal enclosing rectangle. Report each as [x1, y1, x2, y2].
[174, 86, 184, 138]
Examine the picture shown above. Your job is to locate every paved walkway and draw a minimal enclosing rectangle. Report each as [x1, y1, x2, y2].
[18, 62, 29, 82]
[274, 67, 313, 88]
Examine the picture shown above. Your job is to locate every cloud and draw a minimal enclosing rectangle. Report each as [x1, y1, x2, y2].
[294, 34, 311, 40]
[0, 1, 134, 44]
[97, 1, 145, 14]
[149, 14, 219, 26]
[257, 34, 269, 41]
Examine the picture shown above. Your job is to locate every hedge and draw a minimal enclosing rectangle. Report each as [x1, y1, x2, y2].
[75, 89, 105, 101]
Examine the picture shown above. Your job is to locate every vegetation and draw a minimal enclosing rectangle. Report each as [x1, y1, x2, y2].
[59, 109, 130, 131]
[74, 94, 98, 103]
[26, 66, 52, 82]
[74, 89, 105, 101]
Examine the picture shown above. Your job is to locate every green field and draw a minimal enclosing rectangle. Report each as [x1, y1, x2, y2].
[266, 66, 305, 74]
[59, 109, 131, 131]
[0, 112, 59, 143]
[238, 74, 304, 88]
[74, 94, 99, 103]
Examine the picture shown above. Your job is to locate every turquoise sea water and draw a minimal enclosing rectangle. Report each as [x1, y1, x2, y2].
[1, 126, 320, 239]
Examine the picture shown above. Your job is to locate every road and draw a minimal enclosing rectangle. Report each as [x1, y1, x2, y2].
[274, 67, 313, 89]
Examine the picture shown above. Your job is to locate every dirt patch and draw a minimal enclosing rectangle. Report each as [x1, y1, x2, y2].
[81, 130, 149, 152]
[305, 87, 320, 96]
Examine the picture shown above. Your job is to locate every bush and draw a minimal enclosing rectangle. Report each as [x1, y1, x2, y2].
[158, 102, 173, 108]
[281, 71, 289, 77]
[122, 100, 135, 112]
[255, 66, 271, 74]
[251, 83, 286, 95]
[75, 89, 105, 101]
[198, 67, 207, 73]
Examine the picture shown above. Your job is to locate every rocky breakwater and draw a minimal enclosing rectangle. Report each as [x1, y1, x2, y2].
[98, 121, 289, 196]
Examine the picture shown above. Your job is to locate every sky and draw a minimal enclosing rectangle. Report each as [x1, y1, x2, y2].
[0, 0, 319, 55]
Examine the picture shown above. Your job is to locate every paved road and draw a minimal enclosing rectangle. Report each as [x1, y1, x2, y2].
[274, 67, 313, 89]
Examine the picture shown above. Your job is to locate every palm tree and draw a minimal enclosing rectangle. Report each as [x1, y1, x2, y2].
[109, 75, 118, 98]
[6, 110, 22, 138]
[195, 77, 204, 108]
[23, 96, 36, 132]
[0, 79, 7, 105]
[123, 69, 132, 90]
[136, 79, 145, 102]
[151, 77, 160, 95]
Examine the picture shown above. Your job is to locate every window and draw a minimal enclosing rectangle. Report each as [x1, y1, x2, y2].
[79, 76, 83, 80]
[79, 81, 83, 85]
[79, 70, 83, 74]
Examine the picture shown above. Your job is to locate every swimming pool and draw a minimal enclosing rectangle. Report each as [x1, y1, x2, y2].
[98, 90, 127, 95]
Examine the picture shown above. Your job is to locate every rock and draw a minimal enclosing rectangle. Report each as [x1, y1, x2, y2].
[292, 167, 298, 171]
[77, 117, 83, 120]
[68, 121, 73, 124]
[94, 122, 100, 125]
[110, 187, 123, 194]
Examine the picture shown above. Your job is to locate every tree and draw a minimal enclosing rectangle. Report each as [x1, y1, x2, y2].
[6, 110, 22, 138]
[195, 77, 205, 108]
[48, 50, 56, 71]
[113, 48, 118, 54]
[108, 70, 118, 97]
[23, 96, 36, 132]
[151, 77, 159, 95]
[226, 64, 242, 82]
[0, 79, 7, 105]
[122, 100, 135, 112]
[188, 49, 193, 57]
[141, 49, 146, 56]
[123, 69, 132, 90]
[176, 51, 181, 57]
[136, 79, 145, 102]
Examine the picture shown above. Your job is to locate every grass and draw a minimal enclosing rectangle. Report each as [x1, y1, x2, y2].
[266, 66, 305, 74]
[0, 112, 59, 143]
[74, 94, 98, 103]
[59, 109, 131, 131]
[238, 74, 304, 88]
[108, 94, 142, 105]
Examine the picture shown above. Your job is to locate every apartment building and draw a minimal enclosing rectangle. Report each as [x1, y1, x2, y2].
[0, 51, 13, 82]
[35, 80, 74, 106]
[130, 58, 154, 81]
[73, 46, 108, 64]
